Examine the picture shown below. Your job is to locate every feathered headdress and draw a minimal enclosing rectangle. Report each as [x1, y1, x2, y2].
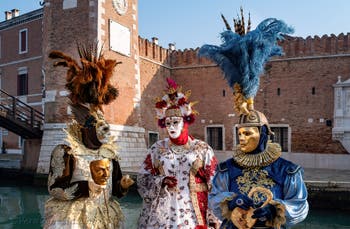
[49, 42, 120, 149]
[199, 8, 294, 115]
[154, 78, 198, 128]
[49, 42, 120, 112]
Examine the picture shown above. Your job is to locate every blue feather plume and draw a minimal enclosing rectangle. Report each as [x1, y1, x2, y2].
[199, 18, 294, 99]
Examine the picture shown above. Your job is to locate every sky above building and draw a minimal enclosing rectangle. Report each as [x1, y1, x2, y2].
[1, 0, 350, 50]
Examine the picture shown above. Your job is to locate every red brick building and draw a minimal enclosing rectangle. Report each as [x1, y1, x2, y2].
[0, 0, 349, 173]
[0, 8, 43, 153]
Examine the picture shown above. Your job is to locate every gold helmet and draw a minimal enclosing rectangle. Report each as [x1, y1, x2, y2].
[237, 110, 273, 135]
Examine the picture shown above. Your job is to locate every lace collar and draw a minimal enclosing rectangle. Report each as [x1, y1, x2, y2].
[64, 121, 118, 159]
[168, 137, 193, 155]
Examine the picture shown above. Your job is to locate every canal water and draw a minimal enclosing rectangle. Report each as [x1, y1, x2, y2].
[0, 184, 350, 229]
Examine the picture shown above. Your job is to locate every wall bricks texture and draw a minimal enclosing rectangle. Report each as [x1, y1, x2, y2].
[3, 2, 350, 169]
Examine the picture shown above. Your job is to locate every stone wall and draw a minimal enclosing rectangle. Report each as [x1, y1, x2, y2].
[37, 123, 146, 174]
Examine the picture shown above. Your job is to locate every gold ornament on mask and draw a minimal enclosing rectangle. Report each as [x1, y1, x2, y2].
[238, 110, 274, 135]
[165, 108, 182, 117]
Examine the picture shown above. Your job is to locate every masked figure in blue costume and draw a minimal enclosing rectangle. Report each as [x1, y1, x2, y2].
[209, 110, 308, 228]
[199, 8, 308, 229]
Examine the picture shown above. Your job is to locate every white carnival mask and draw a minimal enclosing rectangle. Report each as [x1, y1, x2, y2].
[165, 116, 184, 139]
[96, 119, 111, 144]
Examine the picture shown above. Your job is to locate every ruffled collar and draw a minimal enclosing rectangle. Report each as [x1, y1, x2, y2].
[64, 120, 118, 159]
[233, 141, 281, 168]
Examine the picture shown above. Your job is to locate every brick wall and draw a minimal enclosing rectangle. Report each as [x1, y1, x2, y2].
[0, 10, 43, 149]
[137, 34, 350, 154]
[3, 2, 350, 172]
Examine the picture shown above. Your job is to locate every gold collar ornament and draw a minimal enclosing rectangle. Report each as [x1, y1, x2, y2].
[233, 141, 281, 168]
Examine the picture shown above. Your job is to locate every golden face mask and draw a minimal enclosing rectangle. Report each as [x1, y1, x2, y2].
[238, 126, 260, 153]
[90, 158, 111, 185]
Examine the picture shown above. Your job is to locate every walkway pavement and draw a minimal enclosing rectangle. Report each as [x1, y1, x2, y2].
[303, 168, 350, 190]
[125, 167, 350, 190]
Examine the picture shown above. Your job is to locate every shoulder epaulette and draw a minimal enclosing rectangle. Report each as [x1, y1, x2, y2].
[218, 161, 228, 172]
[286, 163, 301, 175]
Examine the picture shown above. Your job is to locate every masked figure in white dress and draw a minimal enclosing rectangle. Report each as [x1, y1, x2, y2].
[137, 78, 219, 229]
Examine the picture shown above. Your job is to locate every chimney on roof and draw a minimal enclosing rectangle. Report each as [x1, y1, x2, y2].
[11, 9, 20, 18]
[5, 11, 12, 20]
[152, 37, 159, 45]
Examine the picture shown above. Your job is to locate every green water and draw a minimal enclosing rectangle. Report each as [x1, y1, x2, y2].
[0, 184, 350, 229]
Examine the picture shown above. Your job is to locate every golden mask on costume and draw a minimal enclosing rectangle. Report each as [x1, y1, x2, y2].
[238, 126, 260, 153]
[237, 110, 273, 135]
[90, 159, 111, 185]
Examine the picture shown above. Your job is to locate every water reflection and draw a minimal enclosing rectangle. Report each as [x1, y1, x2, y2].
[0, 184, 142, 229]
[0, 184, 350, 228]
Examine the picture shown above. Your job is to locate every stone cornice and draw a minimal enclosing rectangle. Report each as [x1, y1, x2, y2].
[0, 8, 43, 30]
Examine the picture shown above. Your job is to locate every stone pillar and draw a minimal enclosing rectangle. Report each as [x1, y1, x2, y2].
[36, 123, 66, 174]
[37, 124, 146, 174]
[332, 76, 350, 153]
[22, 138, 42, 173]
[37, 0, 147, 174]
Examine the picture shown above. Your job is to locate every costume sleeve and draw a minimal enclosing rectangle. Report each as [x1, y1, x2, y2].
[204, 146, 218, 190]
[47, 144, 89, 200]
[137, 148, 165, 203]
[208, 169, 237, 221]
[277, 168, 309, 227]
[112, 159, 128, 198]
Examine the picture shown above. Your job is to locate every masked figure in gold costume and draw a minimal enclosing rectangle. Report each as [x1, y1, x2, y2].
[199, 8, 308, 229]
[44, 43, 134, 229]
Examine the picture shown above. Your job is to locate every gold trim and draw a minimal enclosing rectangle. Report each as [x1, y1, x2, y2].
[190, 183, 208, 192]
[219, 195, 236, 220]
[64, 120, 118, 159]
[154, 159, 165, 175]
[165, 108, 182, 117]
[233, 142, 281, 168]
[246, 97, 254, 105]
[265, 200, 286, 229]
[189, 169, 205, 225]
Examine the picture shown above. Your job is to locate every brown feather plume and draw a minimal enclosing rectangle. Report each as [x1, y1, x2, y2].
[222, 7, 251, 36]
[49, 42, 120, 111]
[221, 14, 232, 30]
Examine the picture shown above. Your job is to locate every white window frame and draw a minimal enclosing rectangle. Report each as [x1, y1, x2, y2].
[17, 67, 28, 96]
[205, 125, 225, 151]
[2, 129, 8, 136]
[19, 28, 28, 54]
[148, 131, 159, 148]
[233, 124, 291, 152]
[18, 136, 22, 148]
[269, 124, 291, 153]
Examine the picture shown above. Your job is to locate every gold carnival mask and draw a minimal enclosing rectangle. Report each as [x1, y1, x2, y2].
[238, 126, 260, 153]
[90, 158, 111, 185]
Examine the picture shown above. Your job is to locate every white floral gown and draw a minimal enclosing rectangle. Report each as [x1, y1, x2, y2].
[137, 138, 218, 229]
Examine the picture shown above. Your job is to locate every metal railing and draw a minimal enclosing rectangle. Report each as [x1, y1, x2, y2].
[0, 89, 44, 138]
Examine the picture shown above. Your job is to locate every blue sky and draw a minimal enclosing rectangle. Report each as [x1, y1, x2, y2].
[1, 0, 350, 50]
